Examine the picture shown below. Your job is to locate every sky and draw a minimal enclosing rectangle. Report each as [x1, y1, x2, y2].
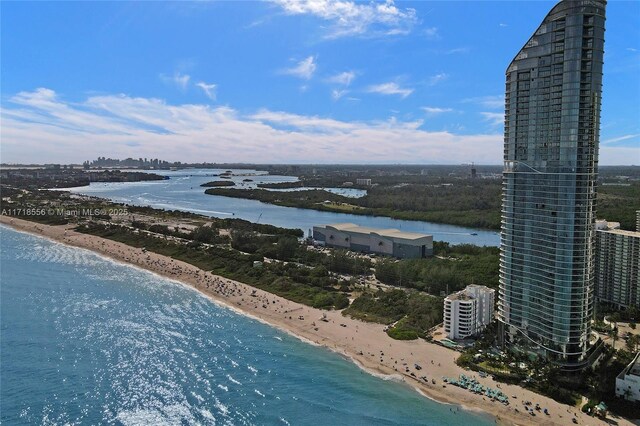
[1, 0, 639, 165]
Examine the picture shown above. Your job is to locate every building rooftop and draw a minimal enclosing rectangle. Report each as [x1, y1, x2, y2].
[323, 223, 431, 241]
[446, 292, 473, 301]
[598, 228, 640, 238]
[595, 219, 620, 230]
[446, 285, 494, 302]
[629, 353, 640, 377]
[327, 223, 378, 233]
[618, 352, 640, 381]
[466, 284, 495, 292]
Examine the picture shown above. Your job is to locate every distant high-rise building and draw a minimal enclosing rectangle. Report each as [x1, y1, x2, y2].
[636, 210, 640, 232]
[595, 220, 640, 309]
[498, 0, 606, 369]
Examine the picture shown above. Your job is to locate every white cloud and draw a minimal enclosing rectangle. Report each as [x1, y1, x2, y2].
[423, 26, 439, 40]
[331, 89, 348, 100]
[463, 95, 504, 109]
[282, 56, 317, 80]
[0, 88, 510, 165]
[272, 0, 418, 39]
[428, 73, 448, 86]
[327, 71, 356, 86]
[499, 23, 508, 28]
[422, 107, 453, 115]
[196, 82, 217, 100]
[445, 47, 470, 55]
[366, 82, 413, 98]
[328, 71, 355, 100]
[160, 72, 191, 91]
[602, 134, 639, 145]
[250, 109, 357, 131]
[599, 147, 640, 165]
[3, 88, 634, 165]
[480, 112, 504, 127]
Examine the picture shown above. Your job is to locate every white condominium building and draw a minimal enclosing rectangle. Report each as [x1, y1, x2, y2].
[595, 220, 640, 309]
[616, 352, 640, 402]
[444, 285, 495, 340]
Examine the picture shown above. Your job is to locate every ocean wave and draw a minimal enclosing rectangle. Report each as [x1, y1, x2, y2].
[226, 375, 242, 385]
[2, 226, 495, 426]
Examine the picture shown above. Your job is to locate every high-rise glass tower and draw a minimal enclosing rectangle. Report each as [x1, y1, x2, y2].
[498, 0, 606, 369]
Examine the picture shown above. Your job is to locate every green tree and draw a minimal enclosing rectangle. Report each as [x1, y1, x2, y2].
[275, 235, 298, 260]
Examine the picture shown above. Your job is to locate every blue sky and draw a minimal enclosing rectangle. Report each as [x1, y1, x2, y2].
[1, 0, 639, 164]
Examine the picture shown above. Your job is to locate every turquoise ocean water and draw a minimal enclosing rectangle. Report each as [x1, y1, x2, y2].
[0, 226, 493, 425]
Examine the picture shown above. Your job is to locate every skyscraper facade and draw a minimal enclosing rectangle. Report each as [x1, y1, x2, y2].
[498, 0, 606, 369]
[595, 222, 640, 310]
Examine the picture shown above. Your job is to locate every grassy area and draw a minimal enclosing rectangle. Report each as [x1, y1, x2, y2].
[0, 188, 304, 237]
[83, 221, 442, 341]
[76, 222, 350, 309]
[597, 184, 640, 231]
[205, 183, 502, 230]
[343, 289, 443, 340]
[319, 201, 364, 212]
[206, 180, 640, 232]
[477, 361, 511, 375]
[374, 243, 500, 295]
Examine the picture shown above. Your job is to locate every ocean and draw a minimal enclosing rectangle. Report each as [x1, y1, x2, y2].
[0, 226, 493, 425]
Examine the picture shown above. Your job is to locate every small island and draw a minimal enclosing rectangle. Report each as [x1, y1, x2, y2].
[257, 181, 303, 189]
[200, 180, 236, 187]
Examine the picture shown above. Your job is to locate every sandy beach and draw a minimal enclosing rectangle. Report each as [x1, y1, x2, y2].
[1, 216, 634, 426]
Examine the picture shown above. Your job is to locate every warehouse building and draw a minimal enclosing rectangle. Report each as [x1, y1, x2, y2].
[312, 223, 432, 259]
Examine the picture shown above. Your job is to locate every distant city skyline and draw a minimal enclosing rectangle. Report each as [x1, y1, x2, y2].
[1, 1, 638, 164]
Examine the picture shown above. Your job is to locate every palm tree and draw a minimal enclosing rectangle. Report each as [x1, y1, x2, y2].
[625, 334, 639, 353]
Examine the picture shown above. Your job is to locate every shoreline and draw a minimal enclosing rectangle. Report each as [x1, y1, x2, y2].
[0, 216, 630, 426]
[65, 184, 501, 244]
